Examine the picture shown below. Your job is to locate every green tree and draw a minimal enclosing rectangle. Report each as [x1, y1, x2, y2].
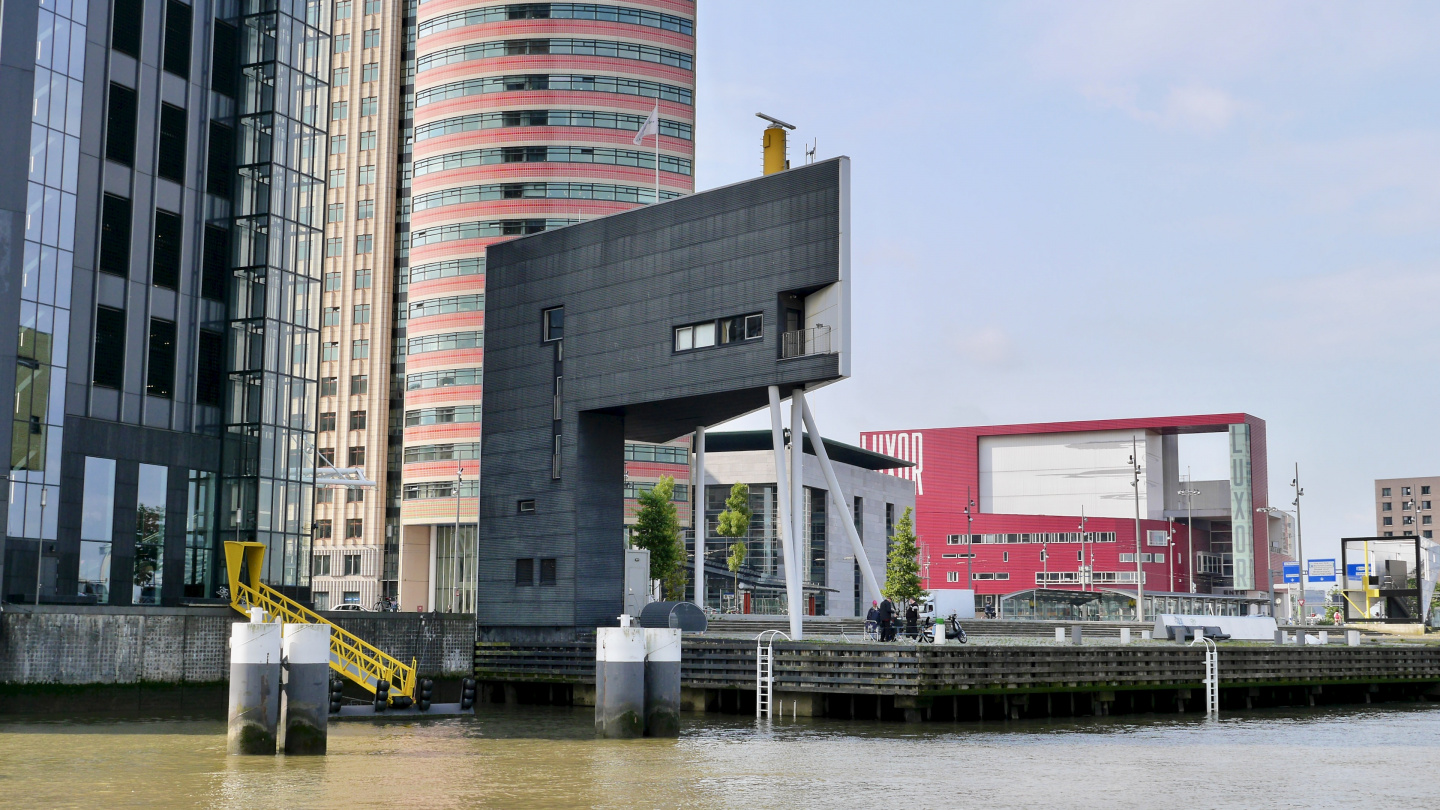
[715, 483, 752, 608]
[883, 506, 926, 604]
[632, 476, 686, 600]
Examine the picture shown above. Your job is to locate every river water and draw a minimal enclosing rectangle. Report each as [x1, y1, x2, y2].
[1, 704, 1436, 809]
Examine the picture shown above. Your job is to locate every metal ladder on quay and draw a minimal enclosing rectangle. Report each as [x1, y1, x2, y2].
[756, 630, 789, 718]
[223, 541, 418, 705]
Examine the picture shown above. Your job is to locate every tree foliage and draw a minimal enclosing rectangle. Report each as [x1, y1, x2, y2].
[632, 476, 685, 597]
[883, 506, 926, 603]
[717, 483, 752, 599]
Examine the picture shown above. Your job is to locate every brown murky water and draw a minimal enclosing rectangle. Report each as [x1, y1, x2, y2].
[0, 704, 1436, 809]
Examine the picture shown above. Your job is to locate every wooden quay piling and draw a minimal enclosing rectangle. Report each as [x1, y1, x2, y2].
[474, 636, 1440, 722]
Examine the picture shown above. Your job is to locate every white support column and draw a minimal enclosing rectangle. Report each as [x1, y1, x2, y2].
[790, 391, 807, 631]
[767, 386, 802, 640]
[799, 395, 882, 604]
[693, 426, 706, 610]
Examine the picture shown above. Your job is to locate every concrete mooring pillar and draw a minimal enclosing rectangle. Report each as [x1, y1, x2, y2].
[644, 628, 682, 737]
[227, 619, 282, 755]
[280, 623, 332, 755]
[595, 624, 646, 738]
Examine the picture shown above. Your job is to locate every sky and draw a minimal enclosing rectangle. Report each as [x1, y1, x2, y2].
[688, 1, 1440, 563]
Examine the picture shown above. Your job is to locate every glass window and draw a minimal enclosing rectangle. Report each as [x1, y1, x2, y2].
[693, 321, 715, 348]
[359, 130, 377, 150]
[353, 303, 370, 324]
[146, 318, 176, 398]
[356, 199, 374, 219]
[322, 342, 339, 361]
[335, 0, 352, 18]
[350, 375, 368, 395]
[1383, 502, 1392, 511]
[334, 34, 350, 53]
[360, 96, 377, 116]
[314, 591, 330, 610]
[348, 446, 365, 465]
[324, 271, 343, 291]
[362, 62, 379, 83]
[332, 66, 350, 86]
[112, 0, 143, 56]
[323, 306, 340, 326]
[93, 306, 126, 388]
[356, 234, 373, 254]
[352, 339, 369, 359]
[346, 487, 364, 503]
[1403, 487, 1412, 496]
[319, 412, 336, 431]
[184, 470, 215, 598]
[343, 590, 360, 603]
[330, 134, 347, 154]
[326, 237, 343, 257]
[363, 28, 380, 49]
[515, 558, 533, 586]
[157, 104, 187, 183]
[542, 307, 563, 341]
[320, 376, 338, 396]
[134, 463, 167, 605]
[99, 194, 131, 276]
[354, 268, 372, 288]
[327, 203, 345, 222]
[330, 100, 348, 120]
[162, 0, 192, 79]
[1382, 487, 1392, 496]
[349, 410, 366, 430]
[345, 518, 362, 538]
[1424, 486, 1432, 495]
[344, 554, 361, 575]
[358, 165, 375, 184]
[105, 84, 137, 166]
[329, 167, 346, 186]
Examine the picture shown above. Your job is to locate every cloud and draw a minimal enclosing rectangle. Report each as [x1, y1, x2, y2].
[954, 327, 1017, 367]
[1083, 83, 1244, 132]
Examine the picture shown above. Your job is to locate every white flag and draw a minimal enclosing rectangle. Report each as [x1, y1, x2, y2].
[632, 105, 660, 145]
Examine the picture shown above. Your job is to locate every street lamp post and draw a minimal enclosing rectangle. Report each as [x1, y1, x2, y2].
[1178, 469, 1199, 595]
[1167, 516, 1175, 594]
[1129, 436, 1145, 622]
[34, 487, 48, 606]
[1292, 464, 1306, 624]
[452, 463, 463, 613]
[964, 486, 975, 590]
[1078, 508, 1089, 592]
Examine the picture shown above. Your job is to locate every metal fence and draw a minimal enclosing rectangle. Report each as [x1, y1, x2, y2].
[781, 325, 832, 359]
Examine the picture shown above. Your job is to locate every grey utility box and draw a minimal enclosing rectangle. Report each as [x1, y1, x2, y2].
[624, 549, 651, 618]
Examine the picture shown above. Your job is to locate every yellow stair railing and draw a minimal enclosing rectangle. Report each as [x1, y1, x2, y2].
[224, 541, 417, 703]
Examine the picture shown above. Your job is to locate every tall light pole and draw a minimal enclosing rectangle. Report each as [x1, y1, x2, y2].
[452, 462, 463, 613]
[1078, 508, 1089, 593]
[964, 486, 975, 590]
[1179, 468, 1199, 595]
[34, 487, 48, 605]
[1167, 516, 1175, 594]
[1129, 436, 1145, 622]
[1292, 464, 1306, 623]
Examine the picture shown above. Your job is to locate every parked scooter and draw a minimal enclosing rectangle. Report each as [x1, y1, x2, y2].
[922, 613, 969, 644]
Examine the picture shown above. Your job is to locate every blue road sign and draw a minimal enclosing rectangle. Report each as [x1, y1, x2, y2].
[1283, 562, 1300, 583]
[1347, 562, 1369, 579]
[1307, 559, 1337, 583]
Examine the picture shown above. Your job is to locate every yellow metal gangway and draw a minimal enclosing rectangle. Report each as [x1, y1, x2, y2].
[224, 541, 416, 703]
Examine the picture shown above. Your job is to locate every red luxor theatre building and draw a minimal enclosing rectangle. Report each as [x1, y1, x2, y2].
[861, 414, 1292, 620]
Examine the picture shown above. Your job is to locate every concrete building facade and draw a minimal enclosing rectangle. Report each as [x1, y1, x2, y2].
[697, 431, 912, 618]
[478, 157, 852, 638]
[1374, 476, 1438, 541]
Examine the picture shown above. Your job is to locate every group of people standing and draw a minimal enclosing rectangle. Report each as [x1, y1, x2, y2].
[866, 598, 920, 642]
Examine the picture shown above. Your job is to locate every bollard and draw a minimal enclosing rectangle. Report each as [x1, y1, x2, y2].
[933, 619, 946, 646]
[1319, 631, 1329, 645]
[1347, 629, 1360, 647]
[228, 619, 282, 755]
[280, 623, 331, 755]
[1071, 625, 1083, 646]
[1142, 630, 1152, 641]
[595, 622, 646, 738]
[1120, 628, 1131, 645]
[1274, 630, 1286, 646]
[643, 628, 682, 737]
[1055, 627, 1066, 642]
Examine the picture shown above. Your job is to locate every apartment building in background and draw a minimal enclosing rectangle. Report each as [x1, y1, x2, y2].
[308, 0, 406, 612]
[396, 0, 698, 613]
[1374, 476, 1439, 541]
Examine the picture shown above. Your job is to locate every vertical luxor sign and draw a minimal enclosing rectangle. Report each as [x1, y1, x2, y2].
[1229, 424, 1254, 591]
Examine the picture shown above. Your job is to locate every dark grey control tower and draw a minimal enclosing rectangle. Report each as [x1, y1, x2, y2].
[478, 158, 853, 640]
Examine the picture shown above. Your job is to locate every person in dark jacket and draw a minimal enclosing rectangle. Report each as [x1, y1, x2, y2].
[865, 601, 880, 639]
[904, 601, 920, 639]
[878, 598, 896, 641]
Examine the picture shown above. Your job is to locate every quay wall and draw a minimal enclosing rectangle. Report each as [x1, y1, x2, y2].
[0, 606, 475, 685]
[475, 637, 1440, 696]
